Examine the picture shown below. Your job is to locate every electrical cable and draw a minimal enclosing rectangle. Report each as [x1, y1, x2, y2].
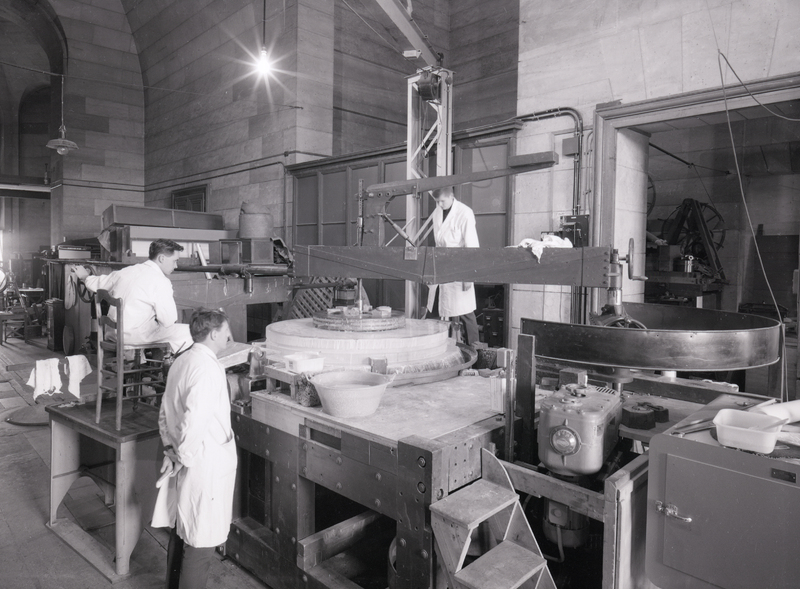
[649, 142, 731, 177]
[715, 51, 787, 401]
[718, 53, 800, 122]
[702, 0, 787, 399]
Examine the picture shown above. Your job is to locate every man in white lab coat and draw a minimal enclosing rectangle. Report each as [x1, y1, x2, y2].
[157, 308, 236, 589]
[73, 239, 193, 353]
[425, 186, 481, 345]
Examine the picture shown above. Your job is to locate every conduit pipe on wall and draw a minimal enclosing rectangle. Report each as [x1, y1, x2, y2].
[517, 107, 584, 215]
[516, 107, 585, 323]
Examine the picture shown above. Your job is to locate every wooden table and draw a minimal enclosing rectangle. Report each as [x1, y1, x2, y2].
[45, 402, 161, 582]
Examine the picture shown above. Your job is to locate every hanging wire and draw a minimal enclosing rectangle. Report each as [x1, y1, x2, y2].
[703, 0, 787, 399]
[718, 53, 800, 122]
[649, 143, 731, 177]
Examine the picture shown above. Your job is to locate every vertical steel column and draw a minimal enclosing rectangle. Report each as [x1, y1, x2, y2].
[396, 435, 445, 589]
[405, 68, 453, 318]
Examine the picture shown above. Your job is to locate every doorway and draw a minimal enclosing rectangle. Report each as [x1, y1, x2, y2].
[594, 75, 800, 398]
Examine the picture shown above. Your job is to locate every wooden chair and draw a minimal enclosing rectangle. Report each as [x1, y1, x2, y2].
[94, 289, 170, 430]
[0, 280, 38, 344]
[0, 307, 29, 344]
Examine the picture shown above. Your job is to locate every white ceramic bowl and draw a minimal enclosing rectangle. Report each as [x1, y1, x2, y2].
[713, 408, 788, 453]
[310, 371, 393, 418]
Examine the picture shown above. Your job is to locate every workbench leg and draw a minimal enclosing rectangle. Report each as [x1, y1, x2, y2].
[49, 419, 81, 526]
[397, 436, 445, 589]
[114, 441, 136, 576]
[113, 437, 159, 577]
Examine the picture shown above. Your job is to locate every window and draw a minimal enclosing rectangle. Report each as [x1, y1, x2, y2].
[171, 185, 207, 211]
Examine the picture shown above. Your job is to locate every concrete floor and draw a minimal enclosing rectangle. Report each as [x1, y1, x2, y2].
[0, 335, 270, 589]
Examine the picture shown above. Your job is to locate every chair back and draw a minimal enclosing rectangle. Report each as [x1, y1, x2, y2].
[94, 289, 123, 349]
[94, 289, 125, 428]
[93, 289, 167, 430]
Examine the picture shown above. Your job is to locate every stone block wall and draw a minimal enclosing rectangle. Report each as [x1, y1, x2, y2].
[511, 0, 800, 336]
[49, 0, 145, 243]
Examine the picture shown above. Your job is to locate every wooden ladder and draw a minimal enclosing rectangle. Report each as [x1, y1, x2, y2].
[430, 449, 555, 589]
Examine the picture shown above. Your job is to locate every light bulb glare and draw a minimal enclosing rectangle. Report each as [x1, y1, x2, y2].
[257, 48, 272, 76]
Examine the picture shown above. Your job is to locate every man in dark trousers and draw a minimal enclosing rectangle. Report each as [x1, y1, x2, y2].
[156, 308, 236, 589]
[425, 186, 481, 345]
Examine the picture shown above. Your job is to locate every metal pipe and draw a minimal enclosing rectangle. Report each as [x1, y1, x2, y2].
[518, 107, 585, 324]
[176, 263, 289, 276]
[518, 107, 584, 215]
[499, 348, 516, 461]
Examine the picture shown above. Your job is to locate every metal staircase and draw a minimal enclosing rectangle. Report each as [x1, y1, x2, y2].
[430, 449, 555, 589]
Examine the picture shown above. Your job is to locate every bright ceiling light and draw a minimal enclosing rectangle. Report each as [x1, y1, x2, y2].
[257, 47, 272, 77]
[254, 0, 273, 77]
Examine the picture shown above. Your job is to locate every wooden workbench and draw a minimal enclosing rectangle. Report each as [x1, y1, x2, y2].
[229, 376, 505, 589]
[45, 402, 160, 582]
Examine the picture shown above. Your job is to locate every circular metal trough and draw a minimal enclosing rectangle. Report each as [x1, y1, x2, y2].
[521, 303, 782, 371]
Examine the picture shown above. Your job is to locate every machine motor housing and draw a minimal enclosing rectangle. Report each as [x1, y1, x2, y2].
[538, 383, 622, 475]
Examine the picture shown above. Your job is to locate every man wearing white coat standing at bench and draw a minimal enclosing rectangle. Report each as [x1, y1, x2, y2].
[425, 186, 481, 346]
[156, 308, 236, 589]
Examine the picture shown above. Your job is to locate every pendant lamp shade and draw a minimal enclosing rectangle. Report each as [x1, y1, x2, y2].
[46, 75, 77, 156]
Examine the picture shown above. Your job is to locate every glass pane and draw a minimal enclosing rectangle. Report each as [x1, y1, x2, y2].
[352, 165, 379, 193]
[296, 224, 318, 246]
[384, 160, 406, 182]
[296, 176, 318, 224]
[476, 214, 507, 248]
[464, 144, 508, 214]
[322, 170, 347, 223]
[385, 160, 411, 226]
[469, 179, 506, 214]
[323, 223, 348, 246]
[385, 195, 407, 224]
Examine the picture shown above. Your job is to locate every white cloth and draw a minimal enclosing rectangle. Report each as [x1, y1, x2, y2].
[65, 355, 93, 399]
[513, 235, 573, 261]
[83, 260, 192, 353]
[426, 200, 480, 318]
[151, 472, 178, 529]
[26, 358, 62, 400]
[157, 343, 237, 548]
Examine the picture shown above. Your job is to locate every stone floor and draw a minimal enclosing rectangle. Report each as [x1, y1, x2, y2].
[0, 335, 270, 589]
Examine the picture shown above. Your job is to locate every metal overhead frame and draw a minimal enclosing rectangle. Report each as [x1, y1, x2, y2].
[403, 66, 454, 317]
[371, 0, 451, 317]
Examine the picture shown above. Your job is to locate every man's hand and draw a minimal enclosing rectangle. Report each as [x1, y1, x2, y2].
[462, 282, 473, 292]
[157, 449, 183, 488]
[72, 266, 90, 281]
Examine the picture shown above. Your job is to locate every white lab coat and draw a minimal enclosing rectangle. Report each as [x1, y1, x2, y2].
[426, 199, 480, 318]
[83, 260, 192, 353]
[158, 343, 237, 548]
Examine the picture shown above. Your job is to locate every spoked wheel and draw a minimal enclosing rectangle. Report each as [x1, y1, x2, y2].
[661, 201, 726, 259]
[601, 316, 647, 329]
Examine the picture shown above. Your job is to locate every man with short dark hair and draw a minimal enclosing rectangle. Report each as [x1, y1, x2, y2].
[157, 308, 236, 589]
[73, 239, 192, 353]
[425, 186, 481, 346]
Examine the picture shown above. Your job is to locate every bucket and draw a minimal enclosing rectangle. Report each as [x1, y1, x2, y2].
[239, 212, 273, 239]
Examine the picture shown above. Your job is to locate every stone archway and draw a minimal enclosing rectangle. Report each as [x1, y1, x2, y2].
[0, 1, 66, 177]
